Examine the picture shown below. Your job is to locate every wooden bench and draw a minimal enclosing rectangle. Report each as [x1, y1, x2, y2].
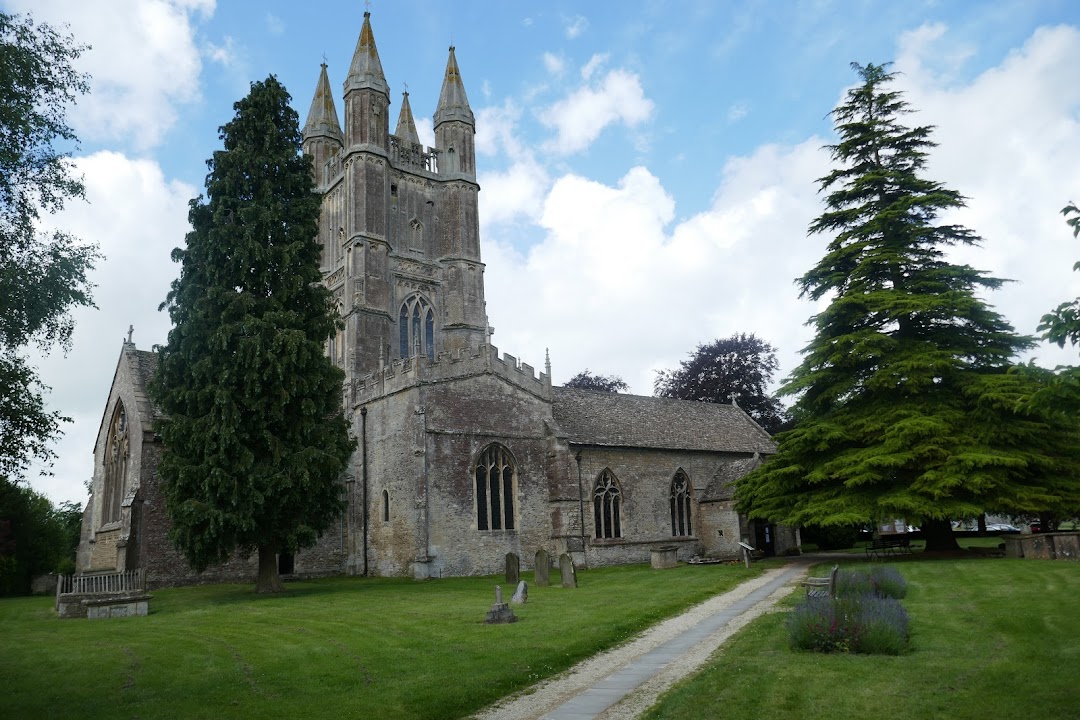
[865, 536, 913, 560]
[802, 564, 839, 599]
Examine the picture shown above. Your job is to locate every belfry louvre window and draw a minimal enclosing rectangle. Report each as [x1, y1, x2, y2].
[670, 469, 693, 537]
[399, 294, 435, 360]
[475, 444, 516, 531]
[594, 469, 622, 539]
[103, 403, 129, 524]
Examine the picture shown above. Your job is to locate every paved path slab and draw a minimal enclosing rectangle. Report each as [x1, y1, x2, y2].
[474, 560, 812, 720]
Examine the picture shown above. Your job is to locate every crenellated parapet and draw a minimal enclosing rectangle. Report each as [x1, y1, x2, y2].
[351, 343, 551, 406]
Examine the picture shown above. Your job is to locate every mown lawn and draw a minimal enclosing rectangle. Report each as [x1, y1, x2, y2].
[0, 561, 768, 720]
[644, 558, 1080, 719]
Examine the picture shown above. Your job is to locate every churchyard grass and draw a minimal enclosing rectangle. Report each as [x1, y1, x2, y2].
[643, 559, 1080, 719]
[0, 560, 769, 719]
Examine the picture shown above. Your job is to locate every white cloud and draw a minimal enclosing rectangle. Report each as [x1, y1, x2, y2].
[205, 35, 236, 66]
[265, 13, 284, 35]
[414, 117, 436, 150]
[26, 152, 197, 503]
[5, 0, 216, 150]
[727, 101, 750, 123]
[563, 14, 588, 39]
[580, 53, 608, 81]
[540, 67, 655, 154]
[542, 52, 566, 76]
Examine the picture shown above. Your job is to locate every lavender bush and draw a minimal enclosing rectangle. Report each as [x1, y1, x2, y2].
[788, 567, 910, 654]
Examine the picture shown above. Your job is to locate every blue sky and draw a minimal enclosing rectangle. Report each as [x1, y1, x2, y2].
[6, 0, 1080, 504]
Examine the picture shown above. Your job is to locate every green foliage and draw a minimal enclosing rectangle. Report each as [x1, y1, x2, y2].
[735, 64, 1062, 543]
[654, 332, 790, 434]
[0, 12, 100, 479]
[152, 76, 355, 588]
[1038, 202, 1080, 350]
[0, 477, 80, 594]
[836, 565, 908, 599]
[786, 593, 909, 655]
[564, 369, 629, 393]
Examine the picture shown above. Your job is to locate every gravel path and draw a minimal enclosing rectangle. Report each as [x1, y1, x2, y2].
[472, 561, 810, 720]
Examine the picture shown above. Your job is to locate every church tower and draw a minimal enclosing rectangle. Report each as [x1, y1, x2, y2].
[303, 12, 489, 386]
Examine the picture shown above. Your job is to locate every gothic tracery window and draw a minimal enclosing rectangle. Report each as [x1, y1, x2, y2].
[594, 469, 622, 539]
[670, 469, 693, 537]
[398, 294, 435, 360]
[103, 403, 129, 525]
[475, 444, 516, 531]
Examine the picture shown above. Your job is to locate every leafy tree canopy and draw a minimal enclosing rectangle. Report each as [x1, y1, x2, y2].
[564, 369, 629, 393]
[734, 63, 1070, 551]
[1038, 202, 1080, 349]
[654, 333, 790, 434]
[0, 13, 100, 480]
[0, 477, 82, 594]
[152, 76, 355, 593]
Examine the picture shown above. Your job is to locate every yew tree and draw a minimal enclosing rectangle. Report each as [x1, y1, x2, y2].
[564, 369, 629, 393]
[735, 63, 1073, 551]
[153, 76, 354, 593]
[654, 333, 789, 434]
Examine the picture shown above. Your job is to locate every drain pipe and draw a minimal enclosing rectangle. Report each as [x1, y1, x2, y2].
[361, 406, 369, 577]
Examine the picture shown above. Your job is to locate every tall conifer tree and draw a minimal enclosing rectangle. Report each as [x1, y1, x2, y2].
[153, 76, 354, 592]
[735, 63, 1072, 550]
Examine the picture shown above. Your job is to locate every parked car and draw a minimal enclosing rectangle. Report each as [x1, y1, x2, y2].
[986, 523, 1020, 532]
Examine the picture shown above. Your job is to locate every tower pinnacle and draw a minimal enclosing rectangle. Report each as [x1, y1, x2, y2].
[434, 46, 474, 127]
[345, 11, 389, 98]
[303, 63, 343, 143]
[394, 90, 421, 146]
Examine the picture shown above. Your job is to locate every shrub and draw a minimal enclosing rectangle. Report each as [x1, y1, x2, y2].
[787, 570, 911, 655]
[836, 566, 907, 599]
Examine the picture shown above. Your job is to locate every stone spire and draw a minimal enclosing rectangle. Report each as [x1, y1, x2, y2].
[345, 12, 389, 98]
[303, 63, 343, 143]
[394, 90, 421, 146]
[434, 46, 474, 127]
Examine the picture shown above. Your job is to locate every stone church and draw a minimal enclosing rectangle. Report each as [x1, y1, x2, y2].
[76, 13, 795, 587]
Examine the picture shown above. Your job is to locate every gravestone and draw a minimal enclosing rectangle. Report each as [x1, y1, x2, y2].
[505, 552, 520, 584]
[559, 553, 577, 588]
[485, 584, 517, 624]
[511, 580, 528, 604]
[534, 548, 550, 586]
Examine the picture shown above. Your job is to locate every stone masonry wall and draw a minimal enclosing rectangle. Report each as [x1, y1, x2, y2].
[570, 447, 753, 568]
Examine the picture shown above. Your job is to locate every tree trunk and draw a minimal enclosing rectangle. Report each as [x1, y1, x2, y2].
[256, 544, 286, 593]
[977, 513, 987, 534]
[921, 518, 960, 552]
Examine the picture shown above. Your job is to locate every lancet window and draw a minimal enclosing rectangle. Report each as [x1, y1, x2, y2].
[103, 403, 129, 524]
[398, 294, 435, 360]
[475, 444, 516, 531]
[670, 469, 693, 537]
[593, 469, 622, 539]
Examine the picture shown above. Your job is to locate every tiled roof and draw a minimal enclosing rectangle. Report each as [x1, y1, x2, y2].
[552, 387, 777, 455]
[701, 455, 763, 502]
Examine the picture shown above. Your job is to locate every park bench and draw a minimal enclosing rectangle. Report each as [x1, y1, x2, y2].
[865, 535, 913, 560]
[802, 564, 839, 599]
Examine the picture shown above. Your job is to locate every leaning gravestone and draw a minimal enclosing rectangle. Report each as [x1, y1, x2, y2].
[559, 553, 577, 588]
[534, 548, 550, 586]
[511, 580, 528, 604]
[485, 584, 517, 624]
[505, 552, 520, 584]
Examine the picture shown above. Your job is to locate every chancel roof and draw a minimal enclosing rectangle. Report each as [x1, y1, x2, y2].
[552, 387, 776, 455]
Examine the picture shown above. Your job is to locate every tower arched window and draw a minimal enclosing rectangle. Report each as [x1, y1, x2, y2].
[103, 403, 129, 525]
[474, 444, 516, 531]
[398, 294, 435, 360]
[594, 469, 622, 539]
[382, 489, 390, 523]
[670, 469, 693, 537]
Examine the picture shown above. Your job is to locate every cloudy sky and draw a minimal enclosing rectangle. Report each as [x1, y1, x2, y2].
[7, 0, 1080, 505]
